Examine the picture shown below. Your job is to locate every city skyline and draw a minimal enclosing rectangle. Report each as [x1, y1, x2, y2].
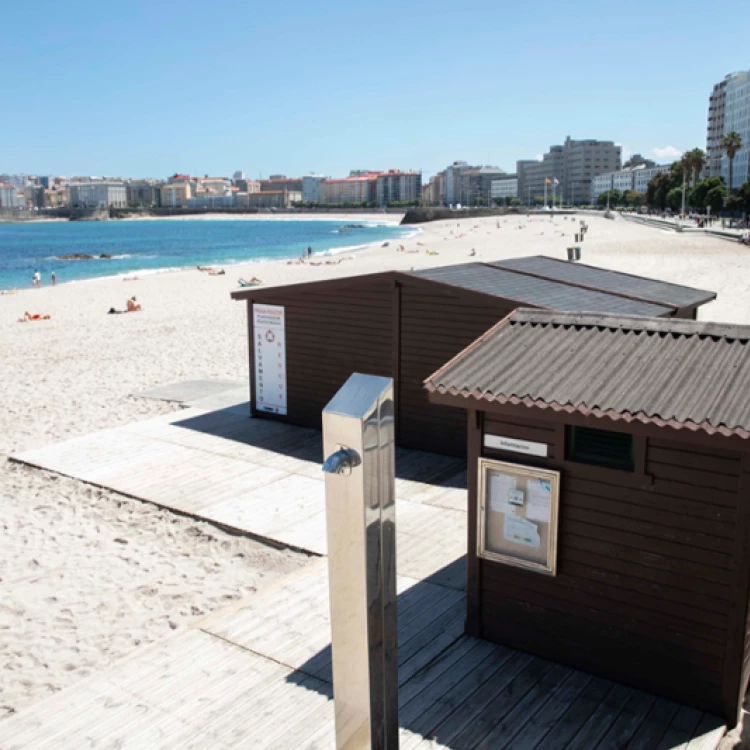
[3, 0, 749, 178]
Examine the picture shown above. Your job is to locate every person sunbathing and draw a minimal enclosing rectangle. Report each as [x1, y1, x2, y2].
[23, 311, 51, 321]
[127, 296, 142, 312]
[208, 269, 226, 275]
[238, 277, 263, 286]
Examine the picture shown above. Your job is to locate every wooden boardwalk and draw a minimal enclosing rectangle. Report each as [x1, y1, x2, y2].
[4, 390, 727, 748]
[0, 560, 725, 749]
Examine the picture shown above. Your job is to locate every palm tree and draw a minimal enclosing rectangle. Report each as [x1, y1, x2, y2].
[686, 148, 706, 185]
[722, 132, 743, 194]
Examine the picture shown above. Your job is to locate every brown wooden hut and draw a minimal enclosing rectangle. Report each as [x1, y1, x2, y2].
[424, 309, 750, 725]
[232, 256, 716, 456]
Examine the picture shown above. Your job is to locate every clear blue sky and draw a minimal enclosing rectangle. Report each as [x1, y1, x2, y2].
[2, 0, 748, 180]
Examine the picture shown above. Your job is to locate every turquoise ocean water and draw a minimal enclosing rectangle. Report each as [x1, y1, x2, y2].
[0, 218, 414, 290]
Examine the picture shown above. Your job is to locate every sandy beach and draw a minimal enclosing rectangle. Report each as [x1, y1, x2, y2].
[1, 211, 749, 723]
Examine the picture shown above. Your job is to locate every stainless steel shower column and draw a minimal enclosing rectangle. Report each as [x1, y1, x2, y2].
[322, 373, 398, 749]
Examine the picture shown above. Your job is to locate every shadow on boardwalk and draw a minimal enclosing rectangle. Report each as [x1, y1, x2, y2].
[173, 405, 467, 488]
[289, 558, 725, 750]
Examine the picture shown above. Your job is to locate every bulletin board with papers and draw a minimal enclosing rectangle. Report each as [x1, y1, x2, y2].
[477, 458, 560, 575]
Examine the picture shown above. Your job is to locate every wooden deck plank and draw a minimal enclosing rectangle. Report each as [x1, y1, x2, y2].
[479, 663, 575, 747]
[625, 697, 682, 750]
[564, 683, 635, 750]
[506, 669, 594, 749]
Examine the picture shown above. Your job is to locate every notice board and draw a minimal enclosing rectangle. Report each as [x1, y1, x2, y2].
[477, 458, 560, 575]
[253, 303, 287, 415]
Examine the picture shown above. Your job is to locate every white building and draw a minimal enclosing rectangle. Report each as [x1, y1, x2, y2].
[490, 176, 518, 200]
[721, 71, 750, 190]
[590, 164, 672, 203]
[633, 164, 671, 194]
[68, 181, 127, 208]
[706, 70, 750, 188]
[302, 174, 326, 203]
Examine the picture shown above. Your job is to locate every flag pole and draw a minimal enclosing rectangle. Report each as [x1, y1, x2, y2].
[544, 179, 547, 208]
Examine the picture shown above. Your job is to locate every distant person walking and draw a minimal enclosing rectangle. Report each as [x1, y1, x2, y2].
[307, 246, 312, 258]
[32, 270, 41, 288]
[51, 272, 56, 286]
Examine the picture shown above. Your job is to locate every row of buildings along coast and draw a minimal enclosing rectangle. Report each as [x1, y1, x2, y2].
[0, 169, 422, 211]
[2, 69, 748, 210]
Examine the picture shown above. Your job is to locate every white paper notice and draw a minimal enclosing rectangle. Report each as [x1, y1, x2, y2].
[489, 472, 516, 513]
[503, 515, 541, 548]
[526, 478, 552, 523]
[253, 304, 287, 415]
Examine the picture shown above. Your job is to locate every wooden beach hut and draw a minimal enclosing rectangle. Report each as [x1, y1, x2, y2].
[424, 309, 750, 725]
[231, 256, 716, 456]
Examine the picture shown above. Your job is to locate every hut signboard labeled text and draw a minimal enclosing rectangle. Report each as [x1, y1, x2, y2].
[253, 304, 287, 415]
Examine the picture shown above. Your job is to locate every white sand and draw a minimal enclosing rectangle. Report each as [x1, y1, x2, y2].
[1, 211, 748, 722]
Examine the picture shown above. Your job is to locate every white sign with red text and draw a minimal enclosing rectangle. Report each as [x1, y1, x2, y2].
[253, 304, 287, 415]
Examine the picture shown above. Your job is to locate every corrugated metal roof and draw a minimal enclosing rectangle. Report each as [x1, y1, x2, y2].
[425, 310, 750, 438]
[409, 264, 674, 316]
[493, 256, 716, 309]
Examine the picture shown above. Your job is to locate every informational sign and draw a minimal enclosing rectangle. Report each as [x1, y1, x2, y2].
[484, 434, 548, 457]
[253, 304, 287, 415]
[478, 458, 560, 575]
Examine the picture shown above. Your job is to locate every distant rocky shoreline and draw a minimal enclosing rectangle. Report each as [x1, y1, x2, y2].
[55, 253, 113, 260]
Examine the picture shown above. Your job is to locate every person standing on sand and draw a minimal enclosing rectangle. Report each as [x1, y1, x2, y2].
[32, 270, 41, 288]
[307, 246, 312, 258]
[51, 272, 56, 286]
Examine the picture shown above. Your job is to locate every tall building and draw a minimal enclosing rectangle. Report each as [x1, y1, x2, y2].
[302, 174, 327, 203]
[706, 71, 750, 189]
[375, 170, 422, 205]
[68, 181, 127, 208]
[517, 137, 621, 205]
[443, 162, 471, 205]
[456, 166, 506, 205]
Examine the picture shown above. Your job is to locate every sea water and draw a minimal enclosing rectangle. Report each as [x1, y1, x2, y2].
[0, 218, 414, 290]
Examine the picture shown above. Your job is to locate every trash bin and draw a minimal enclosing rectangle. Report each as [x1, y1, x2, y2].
[566, 246, 581, 262]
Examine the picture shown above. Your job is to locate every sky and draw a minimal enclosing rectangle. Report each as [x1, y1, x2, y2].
[2, 0, 749, 180]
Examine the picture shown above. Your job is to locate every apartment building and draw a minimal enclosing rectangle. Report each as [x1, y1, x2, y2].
[160, 182, 192, 208]
[244, 190, 302, 208]
[302, 174, 327, 203]
[68, 181, 127, 208]
[0, 184, 23, 208]
[376, 170, 422, 205]
[590, 163, 672, 203]
[320, 173, 379, 204]
[517, 137, 621, 205]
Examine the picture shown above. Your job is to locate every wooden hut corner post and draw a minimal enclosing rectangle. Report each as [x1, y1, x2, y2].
[722, 452, 750, 727]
